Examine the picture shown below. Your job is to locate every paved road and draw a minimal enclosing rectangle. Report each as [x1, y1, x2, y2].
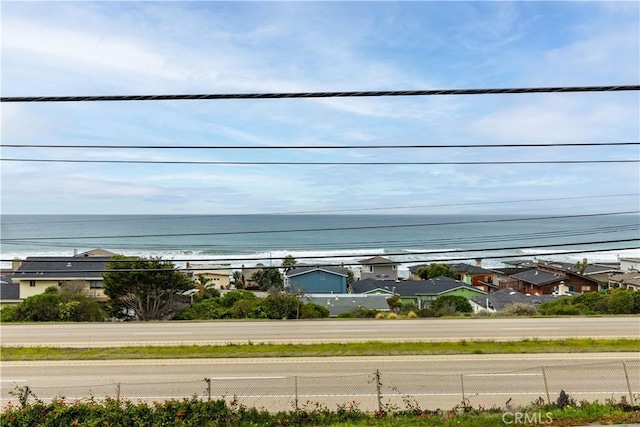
[2, 353, 638, 411]
[2, 317, 639, 347]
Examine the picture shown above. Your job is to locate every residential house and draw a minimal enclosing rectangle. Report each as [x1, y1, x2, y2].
[470, 288, 565, 313]
[491, 267, 535, 290]
[619, 257, 640, 272]
[607, 272, 640, 291]
[184, 262, 232, 290]
[0, 279, 21, 306]
[13, 256, 112, 300]
[449, 262, 497, 292]
[239, 263, 267, 289]
[285, 266, 348, 294]
[351, 276, 485, 309]
[359, 256, 399, 281]
[503, 269, 567, 295]
[302, 293, 390, 317]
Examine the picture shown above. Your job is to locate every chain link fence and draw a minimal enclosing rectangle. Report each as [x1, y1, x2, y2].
[3, 360, 638, 413]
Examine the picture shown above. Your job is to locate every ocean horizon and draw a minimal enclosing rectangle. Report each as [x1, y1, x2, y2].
[1, 213, 638, 273]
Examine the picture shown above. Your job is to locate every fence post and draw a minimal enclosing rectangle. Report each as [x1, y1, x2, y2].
[460, 374, 466, 404]
[375, 369, 382, 413]
[541, 367, 550, 405]
[116, 383, 121, 401]
[622, 362, 635, 405]
[294, 376, 299, 411]
[19, 385, 31, 407]
[204, 378, 211, 402]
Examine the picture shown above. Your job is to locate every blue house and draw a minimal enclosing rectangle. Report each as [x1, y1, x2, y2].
[285, 266, 348, 294]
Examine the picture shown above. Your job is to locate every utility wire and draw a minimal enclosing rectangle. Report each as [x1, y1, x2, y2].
[2, 211, 636, 242]
[2, 193, 637, 223]
[2, 158, 637, 165]
[2, 85, 638, 103]
[3, 224, 637, 252]
[10, 242, 639, 272]
[3, 142, 638, 149]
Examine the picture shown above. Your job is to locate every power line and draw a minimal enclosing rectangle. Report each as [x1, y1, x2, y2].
[2, 85, 638, 103]
[2, 211, 636, 242]
[3, 223, 637, 252]
[2, 158, 637, 165]
[8, 242, 639, 271]
[3, 142, 638, 150]
[3, 194, 636, 222]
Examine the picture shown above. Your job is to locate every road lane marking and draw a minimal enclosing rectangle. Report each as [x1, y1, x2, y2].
[466, 373, 541, 377]
[133, 332, 192, 335]
[208, 376, 287, 380]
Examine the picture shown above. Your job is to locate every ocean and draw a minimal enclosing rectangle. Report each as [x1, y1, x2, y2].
[1, 214, 639, 275]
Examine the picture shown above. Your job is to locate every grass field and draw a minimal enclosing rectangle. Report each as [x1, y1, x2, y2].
[2, 338, 638, 361]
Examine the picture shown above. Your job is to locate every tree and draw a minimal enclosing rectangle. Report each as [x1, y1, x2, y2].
[231, 271, 245, 289]
[574, 259, 588, 275]
[386, 294, 402, 313]
[429, 295, 472, 316]
[281, 255, 297, 273]
[260, 289, 298, 319]
[251, 268, 283, 291]
[193, 274, 219, 301]
[416, 263, 458, 280]
[341, 264, 355, 286]
[103, 256, 192, 320]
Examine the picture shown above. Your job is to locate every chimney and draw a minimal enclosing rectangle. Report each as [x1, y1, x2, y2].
[12, 258, 23, 271]
[558, 281, 567, 296]
[475, 258, 482, 267]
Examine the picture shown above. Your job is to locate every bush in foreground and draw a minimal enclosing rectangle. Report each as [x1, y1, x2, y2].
[2, 393, 638, 427]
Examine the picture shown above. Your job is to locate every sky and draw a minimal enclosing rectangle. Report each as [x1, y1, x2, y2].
[1, 1, 639, 215]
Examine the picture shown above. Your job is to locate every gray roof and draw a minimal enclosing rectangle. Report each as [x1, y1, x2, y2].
[14, 257, 111, 280]
[0, 282, 20, 300]
[609, 272, 640, 287]
[471, 288, 564, 311]
[359, 256, 398, 265]
[449, 263, 493, 275]
[503, 259, 619, 275]
[510, 269, 567, 286]
[490, 267, 533, 276]
[286, 265, 348, 278]
[303, 293, 390, 316]
[351, 276, 485, 297]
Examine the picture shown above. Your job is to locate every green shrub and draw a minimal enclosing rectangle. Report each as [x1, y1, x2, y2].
[350, 307, 380, 318]
[605, 289, 635, 314]
[220, 289, 258, 308]
[427, 295, 473, 316]
[0, 305, 19, 322]
[502, 303, 538, 316]
[300, 302, 330, 319]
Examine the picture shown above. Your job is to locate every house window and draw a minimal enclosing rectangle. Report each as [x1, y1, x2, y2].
[392, 265, 397, 270]
[29, 280, 36, 287]
[582, 285, 591, 291]
[89, 281, 102, 289]
[58, 281, 64, 287]
[364, 265, 373, 273]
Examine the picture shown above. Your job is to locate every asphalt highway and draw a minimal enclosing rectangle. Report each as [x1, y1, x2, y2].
[2, 353, 638, 411]
[1, 317, 639, 347]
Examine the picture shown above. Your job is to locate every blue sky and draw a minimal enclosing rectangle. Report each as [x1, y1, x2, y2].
[1, 1, 639, 215]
